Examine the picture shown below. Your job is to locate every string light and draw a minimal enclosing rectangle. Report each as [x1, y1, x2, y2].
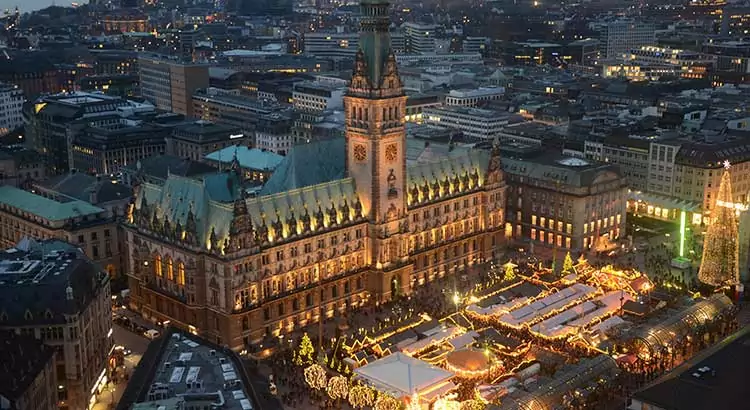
[295, 333, 315, 366]
[304, 364, 327, 390]
[349, 385, 375, 408]
[327, 376, 349, 400]
[374, 393, 401, 410]
[460, 399, 486, 410]
[699, 167, 740, 286]
[434, 393, 461, 410]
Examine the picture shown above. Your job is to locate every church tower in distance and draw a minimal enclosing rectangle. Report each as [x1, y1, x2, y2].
[345, 0, 411, 296]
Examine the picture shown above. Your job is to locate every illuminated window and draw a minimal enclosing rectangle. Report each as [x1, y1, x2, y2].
[155, 255, 162, 276]
[167, 257, 174, 281]
[565, 237, 571, 248]
[584, 224, 588, 234]
[556, 235, 562, 247]
[540, 217, 546, 227]
[531, 228, 537, 240]
[557, 221, 563, 232]
[532, 215, 537, 225]
[566, 223, 572, 234]
[178, 262, 185, 285]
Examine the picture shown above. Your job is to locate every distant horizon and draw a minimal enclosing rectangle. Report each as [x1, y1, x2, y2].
[0, 0, 83, 14]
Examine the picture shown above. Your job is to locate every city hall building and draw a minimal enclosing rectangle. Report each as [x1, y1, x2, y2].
[123, 0, 507, 350]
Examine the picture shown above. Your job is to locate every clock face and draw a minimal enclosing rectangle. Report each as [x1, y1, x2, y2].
[353, 144, 367, 162]
[385, 144, 398, 162]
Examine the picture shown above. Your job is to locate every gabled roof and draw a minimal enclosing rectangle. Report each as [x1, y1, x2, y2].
[39, 173, 133, 204]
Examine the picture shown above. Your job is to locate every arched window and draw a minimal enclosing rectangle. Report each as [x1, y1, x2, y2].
[167, 257, 174, 281]
[178, 262, 185, 285]
[155, 255, 162, 276]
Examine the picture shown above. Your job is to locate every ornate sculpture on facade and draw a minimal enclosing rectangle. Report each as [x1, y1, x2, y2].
[229, 196, 255, 251]
[353, 197, 363, 219]
[151, 211, 162, 235]
[315, 206, 325, 229]
[351, 50, 370, 90]
[209, 227, 219, 252]
[328, 203, 338, 225]
[175, 220, 183, 240]
[387, 169, 398, 198]
[272, 214, 284, 240]
[137, 196, 150, 227]
[256, 218, 269, 244]
[288, 211, 298, 236]
[185, 205, 198, 246]
[486, 136, 503, 185]
[340, 200, 350, 223]
[301, 207, 311, 233]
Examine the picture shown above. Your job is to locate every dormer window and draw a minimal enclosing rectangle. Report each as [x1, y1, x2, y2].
[24, 309, 33, 321]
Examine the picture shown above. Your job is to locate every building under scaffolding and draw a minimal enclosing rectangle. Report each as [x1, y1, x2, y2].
[633, 294, 734, 359]
[497, 355, 620, 410]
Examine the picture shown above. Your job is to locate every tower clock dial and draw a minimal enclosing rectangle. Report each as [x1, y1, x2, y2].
[385, 144, 398, 162]
[354, 144, 367, 162]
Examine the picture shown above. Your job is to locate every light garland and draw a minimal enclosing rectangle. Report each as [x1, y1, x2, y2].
[349, 385, 375, 408]
[699, 168, 740, 286]
[460, 399, 486, 410]
[327, 375, 349, 400]
[374, 393, 401, 410]
[304, 363, 327, 390]
[434, 393, 461, 410]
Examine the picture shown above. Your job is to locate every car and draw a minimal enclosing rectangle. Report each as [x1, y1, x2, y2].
[144, 329, 161, 340]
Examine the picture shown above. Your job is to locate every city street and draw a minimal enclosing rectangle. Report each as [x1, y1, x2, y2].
[90, 324, 151, 410]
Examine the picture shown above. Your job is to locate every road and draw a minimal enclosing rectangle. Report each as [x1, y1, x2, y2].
[90, 324, 152, 410]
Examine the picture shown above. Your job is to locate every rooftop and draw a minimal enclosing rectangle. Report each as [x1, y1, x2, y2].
[36, 172, 133, 205]
[633, 326, 750, 410]
[0, 331, 55, 401]
[124, 155, 218, 183]
[118, 328, 277, 410]
[0, 185, 106, 221]
[205, 145, 284, 172]
[0, 238, 109, 325]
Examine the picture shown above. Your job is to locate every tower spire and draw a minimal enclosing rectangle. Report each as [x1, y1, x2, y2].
[698, 166, 739, 286]
[350, 0, 402, 96]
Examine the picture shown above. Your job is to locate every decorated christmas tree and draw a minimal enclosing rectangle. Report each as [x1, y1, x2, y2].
[295, 333, 315, 366]
[562, 252, 574, 274]
[698, 163, 740, 286]
[503, 262, 516, 282]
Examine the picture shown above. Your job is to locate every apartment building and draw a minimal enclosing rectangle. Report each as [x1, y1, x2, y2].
[0, 239, 112, 410]
[601, 20, 656, 59]
[403, 22, 438, 54]
[138, 53, 209, 117]
[292, 80, 345, 113]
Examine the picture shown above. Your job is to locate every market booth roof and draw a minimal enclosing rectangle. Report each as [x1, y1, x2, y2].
[353, 352, 455, 399]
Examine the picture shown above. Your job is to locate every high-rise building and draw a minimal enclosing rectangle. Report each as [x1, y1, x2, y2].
[602, 20, 655, 59]
[123, 0, 506, 349]
[402, 22, 438, 54]
[138, 53, 209, 118]
[0, 239, 112, 410]
[0, 83, 24, 135]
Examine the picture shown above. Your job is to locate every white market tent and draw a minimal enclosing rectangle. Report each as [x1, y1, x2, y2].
[354, 352, 456, 400]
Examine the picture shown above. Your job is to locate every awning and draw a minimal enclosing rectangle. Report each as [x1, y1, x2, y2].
[629, 191, 701, 212]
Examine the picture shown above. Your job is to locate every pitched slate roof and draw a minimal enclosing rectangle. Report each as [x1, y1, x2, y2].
[205, 145, 284, 172]
[0, 185, 105, 221]
[260, 138, 346, 196]
[0, 331, 55, 401]
[39, 172, 133, 204]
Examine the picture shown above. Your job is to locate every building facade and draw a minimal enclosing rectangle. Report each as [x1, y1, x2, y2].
[0, 83, 24, 135]
[192, 87, 288, 135]
[166, 120, 242, 161]
[0, 333, 57, 410]
[603, 20, 656, 60]
[138, 54, 209, 117]
[423, 106, 515, 140]
[0, 240, 112, 410]
[0, 186, 122, 278]
[503, 154, 628, 254]
[123, 0, 507, 350]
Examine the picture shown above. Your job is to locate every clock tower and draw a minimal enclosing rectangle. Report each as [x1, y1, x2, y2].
[345, 0, 410, 299]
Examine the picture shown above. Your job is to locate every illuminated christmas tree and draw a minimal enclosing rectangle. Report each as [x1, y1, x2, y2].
[503, 262, 516, 282]
[295, 333, 315, 366]
[562, 252, 574, 274]
[698, 163, 740, 286]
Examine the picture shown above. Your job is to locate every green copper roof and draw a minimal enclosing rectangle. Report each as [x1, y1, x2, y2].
[0, 185, 105, 221]
[358, 0, 393, 87]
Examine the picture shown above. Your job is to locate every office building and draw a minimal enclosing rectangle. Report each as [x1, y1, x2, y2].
[0, 332, 57, 410]
[138, 53, 209, 117]
[0, 83, 24, 135]
[292, 80, 345, 113]
[0, 186, 122, 278]
[503, 151, 627, 253]
[445, 86, 505, 108]
[24, 92, 132, 175]
[0, 145, 45, 188]
[403, 22, 438, 54]
[304, 32, 359, 59]
[122, 0, 507, 349]
[423, 106, 516, 140]
[0, 239, 112, 410]
[254, 111, 294, 155]
[193, 87, 288, 135]
[463, 37, 489, 54]
[602, 20, 656, 59]
[166, 120, 243, 161]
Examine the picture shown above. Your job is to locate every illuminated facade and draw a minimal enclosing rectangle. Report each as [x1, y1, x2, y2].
[123, 0, 507, 350]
